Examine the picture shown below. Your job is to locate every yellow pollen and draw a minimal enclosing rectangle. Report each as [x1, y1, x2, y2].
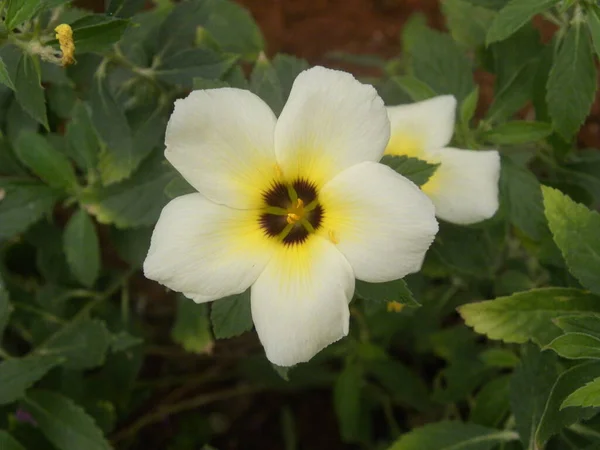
[285, 198, 304, 224]
[328, 229, 338, 244]
[387, 301, 404, 313]
[55, 24, 76, 67]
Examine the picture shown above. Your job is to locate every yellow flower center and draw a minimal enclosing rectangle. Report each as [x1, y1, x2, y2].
[286, 198, 305, 224]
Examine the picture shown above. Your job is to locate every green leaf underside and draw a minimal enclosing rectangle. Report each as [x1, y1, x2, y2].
[380, 155, 439, 187]
[172, 297, 213, 354]
[210, 289, 253, 339]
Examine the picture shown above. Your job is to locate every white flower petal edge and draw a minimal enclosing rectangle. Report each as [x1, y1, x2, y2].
[319, 162, 438, 282]
[275, 66, 390, 187]
[386, 95, 456, 157]
[144, 194, 274, 301]
[165, 88, 277, 209]
[251, 237, 354, 367]
[424, 147, 500, 225]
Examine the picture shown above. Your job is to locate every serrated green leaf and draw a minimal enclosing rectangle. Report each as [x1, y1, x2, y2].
[355, 279, 420, 307]
[483, 121, 553, 145]
[0, 354, 61, 405]
[65, 101, 100, 172]
[547, 25, 597, 139]
[155, 48, 237, 88]
[272, 54, 309, 102]
[389, 76, 436, 102]
[334, 364, 362, 442]
[380, 155, 439, 187]
[210, 289, 253, 339]
[387, 421, 518, 450]
[86, 154, 172, 228]
[408, 25, 475, 102]
[14, 131, 78, 192]
[23, 390, 112, 450]
[510, 345, 559, 449]
[555, 315, 600, 340]
[500, 156, 547, 240]
[0, 182, 58, 241]
[486, 0, 560, 44]
[542, 186, 600, 294]
[443, 0, 497, 48]
[545, 333, 600, 360]
[536, 361, 600, 446]
[63, 209, 100, 287]
[14, 53, 48, 130]
[40, 319, 110, 370]
[0, 57, 15, 91]
[587, 6, 600, 59]
[0, 431, 26, 450]
[172, 297, 213, 354]
[106, 0, 146, 18]
[5, 0, 43, 29]
[459, 288, 600, 346]
[562, 375, 600, 409]
[89, 77, 133, 185]
[69, 15, 130, 53]
[250, 55, 284, 116]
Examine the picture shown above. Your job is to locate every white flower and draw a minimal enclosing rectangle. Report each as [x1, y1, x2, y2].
[386, 96, 501, 225]
[144, 66, 438, 367]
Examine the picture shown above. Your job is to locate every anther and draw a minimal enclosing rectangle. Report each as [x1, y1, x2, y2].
[286, 213, 301, 224]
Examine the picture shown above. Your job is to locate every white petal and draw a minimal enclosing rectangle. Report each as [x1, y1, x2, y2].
[165, 88, 278, 209]
[386, 95, 457, 158]
[274, 66, 390, 187]
[318, 161, 438, 282]
[144, 194, 275, 300]
[251, 236, 354, 366]
[422, 147, 500, 225]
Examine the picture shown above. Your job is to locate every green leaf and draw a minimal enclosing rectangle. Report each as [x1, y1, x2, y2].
[272, 54, 309, 102]
[408, 25, 475, 102]
[459, 288, 600, 346]
[67, 15, 130, 53]
[5, 0, 43, 29]
[333, 364, 362, 442]
[0, 355, 61, 405]
[0, 431, 27, 450]
[500, 156, 547, 240]
[250, 55, 284, 116]
[40, 319, 110, 370]
[482, 121, 553, 145]
[509, 345, 559, 449]
[110, 227, 152, 268]
[106, 0, 146, 18]
[14, 131, 78, 192]
[587, 6, 600, 59]
[389, 76, 436, 102]
[192, 78, 230, 90]
[172, 297, 213, 354]
[387, 421, 518, 450]
[23, 390, 111, 450]
[536, 361, 600, 446]
[554, 314, 600, 340]
[547, 24, 597, 139]
[85, 154, 172, 228]
[0, 182, 58, 241]
[14, 53, 48, 130]
[202, 0, 264, 59]
[460, 86, 479, 126]
[210, 289, 253, 339]
[545, 333, 600, 360]
[442, 0, 497, 48]
[0, 57, 15, 91]
[562, 375, 600, 408]
[164, 174, 195, 199]
[109, 331, 142, 353]
[65, 101, 100, 172]
[380, 155, 439, 187]
[542, 186, 600, 294]
[486, 0, 560, 44]
[470, 375, 511, 428]
[90, 77, 134, 185]
[0, 274, 11, 335]
[63, 209, 100, 288]
[155, 48, 237, 88]
[479, 348, 520, 368]
[355, 279, 420, 307]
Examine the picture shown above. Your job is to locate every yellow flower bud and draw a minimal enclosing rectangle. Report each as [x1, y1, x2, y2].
[55, 24, 75, 67]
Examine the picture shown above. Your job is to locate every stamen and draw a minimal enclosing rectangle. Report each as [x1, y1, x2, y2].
[286, 213, 301, 224]
[295, 198, 304, 209]
[328, 229, 339, 244]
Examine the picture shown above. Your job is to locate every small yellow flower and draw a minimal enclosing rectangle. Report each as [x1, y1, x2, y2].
[55, 24, 75, 67]
[386, 301, 404, 313]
